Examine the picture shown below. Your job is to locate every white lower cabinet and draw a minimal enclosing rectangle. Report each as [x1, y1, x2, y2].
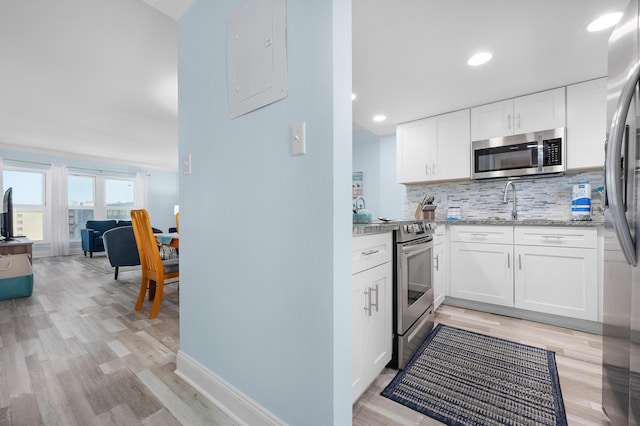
[514, 227, 598, 321]
[433, 226, 446, 309]
[352, 232, 392, 403]
[449, 241, 513, 306]
[449, 225, 599, 321]
[449, 225, 514, 306]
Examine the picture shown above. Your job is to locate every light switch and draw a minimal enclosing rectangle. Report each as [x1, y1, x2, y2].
[183, 154, 192, 175]
[291, 122, 306, 156]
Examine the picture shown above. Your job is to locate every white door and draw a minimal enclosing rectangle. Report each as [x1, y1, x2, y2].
[470, 99, 513, 140]
[566, 78, 607, 170]
[433, 109, 471, 181]
[352, 261, 392, 402]
[449, 242, 513, 306]
[396, 119, 432, 183]
[433, 241, 445, 309]
[513, 87, 566, 135]
[514, 245, 598, 320]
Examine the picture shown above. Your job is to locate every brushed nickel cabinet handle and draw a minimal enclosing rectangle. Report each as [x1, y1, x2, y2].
[369, 284, 379, 313]
[363, 288, 371, 316]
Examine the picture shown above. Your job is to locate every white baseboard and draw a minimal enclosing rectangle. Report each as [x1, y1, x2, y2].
[175, 350, 286, 426]
[434, 293, 445, 310]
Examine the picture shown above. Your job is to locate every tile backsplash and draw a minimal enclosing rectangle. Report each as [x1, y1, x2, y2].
[404, 170, 605, 221]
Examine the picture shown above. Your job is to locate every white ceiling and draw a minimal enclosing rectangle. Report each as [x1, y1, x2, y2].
[353, 0, 629, 136]
[0, 0, 193, 171]
[0, 0, 630, 171]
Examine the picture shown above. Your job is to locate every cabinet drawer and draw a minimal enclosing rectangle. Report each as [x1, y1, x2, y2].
[353, 232, 393, 274]
[449, 225, 513, 244]
[514, 226, 597, 248]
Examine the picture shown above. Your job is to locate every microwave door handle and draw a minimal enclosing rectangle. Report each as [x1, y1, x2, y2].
[605, 58, 640, 266]
[537, 137, 544, 172]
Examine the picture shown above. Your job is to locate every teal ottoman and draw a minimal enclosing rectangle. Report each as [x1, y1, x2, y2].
[0, 254, 33, 300]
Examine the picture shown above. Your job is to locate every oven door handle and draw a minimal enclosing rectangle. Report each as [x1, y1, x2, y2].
[402, 244, 431, 256]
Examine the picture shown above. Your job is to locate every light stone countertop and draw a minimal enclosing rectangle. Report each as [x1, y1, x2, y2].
[440, 218, 604, 227]
[352, 217, 604, 236]
[352, 221, 399, 236]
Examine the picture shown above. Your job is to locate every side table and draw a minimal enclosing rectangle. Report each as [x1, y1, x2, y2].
[0, 238, 33, 261]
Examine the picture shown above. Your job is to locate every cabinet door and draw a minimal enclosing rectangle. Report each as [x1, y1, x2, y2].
[514, 245, 598, 320]
[433, 109, 471, 181]
[449, 242, 513, 306]
[397, 111, 470, 183]
[433, 241, 445, 309]
[396, 118, 433, 183]
[513, 87, 566, 135]
[566, 78, 606, 170]
[470, 99, 513, 141]
[352, 270, 364, 401]
[352, 261, 392, 403]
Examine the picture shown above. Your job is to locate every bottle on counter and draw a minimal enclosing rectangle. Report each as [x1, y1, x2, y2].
[571, 183, 591, 221]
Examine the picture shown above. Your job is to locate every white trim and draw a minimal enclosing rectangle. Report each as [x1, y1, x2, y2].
[0, 142, 178, 171]
[175, 350, 286, 426]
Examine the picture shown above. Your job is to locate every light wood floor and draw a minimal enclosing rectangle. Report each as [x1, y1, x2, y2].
[353, 304, 609, 426]
[0, 256, 608, 425]
[0, 255, 237, 425]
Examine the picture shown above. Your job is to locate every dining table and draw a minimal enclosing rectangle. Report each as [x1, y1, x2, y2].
[155, 232, 179, 248]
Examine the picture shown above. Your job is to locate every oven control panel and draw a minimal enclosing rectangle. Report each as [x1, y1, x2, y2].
[397, 221, 434, 243]
[402, 221, 433, 234]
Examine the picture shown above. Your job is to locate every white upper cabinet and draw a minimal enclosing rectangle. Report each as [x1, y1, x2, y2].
[566, 78, 607, 170]
[469, 99, 512, 141]
[396, 118, 431, 183]
[471, 87, 566, 141]
[397, 109, 470, 184]
[433, 109, 471, 181]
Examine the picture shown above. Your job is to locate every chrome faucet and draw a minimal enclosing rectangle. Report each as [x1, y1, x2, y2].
[502, 181, 517, 220]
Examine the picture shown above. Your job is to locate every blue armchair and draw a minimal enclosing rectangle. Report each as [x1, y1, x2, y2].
[102, 225, 165, 279]
[102, 226, 140, 279]
[81, 220, 118, 258]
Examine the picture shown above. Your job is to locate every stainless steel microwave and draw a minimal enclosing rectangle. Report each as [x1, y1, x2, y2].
[471, 127, 566, 180]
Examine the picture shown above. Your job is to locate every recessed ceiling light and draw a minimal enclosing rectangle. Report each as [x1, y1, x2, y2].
[352, 93, 356, 101]
[587, 12, 623, 32]
[467, 52, 492, 66]
[373, 115, 386, 122]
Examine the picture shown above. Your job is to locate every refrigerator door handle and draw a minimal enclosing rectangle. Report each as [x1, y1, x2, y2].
[606, 58, 640, 267]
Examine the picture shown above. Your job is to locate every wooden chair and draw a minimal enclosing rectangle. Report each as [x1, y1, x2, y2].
[130, 209, 179, 318]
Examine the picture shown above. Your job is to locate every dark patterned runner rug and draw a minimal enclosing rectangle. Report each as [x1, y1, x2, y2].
[381, 324, 567, 426]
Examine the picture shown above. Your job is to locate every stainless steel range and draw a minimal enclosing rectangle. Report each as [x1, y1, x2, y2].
[391, 220, 435, 370]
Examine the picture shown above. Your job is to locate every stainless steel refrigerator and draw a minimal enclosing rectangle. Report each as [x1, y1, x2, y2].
[604, 0, 640, 424]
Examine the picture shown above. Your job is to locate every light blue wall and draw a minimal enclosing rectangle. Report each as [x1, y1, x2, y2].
[0, 148, 178, 233]
[352, 130, 404, 220]
[352, 129, 381, 215]
[145, 170, 179, 232]
[379, 133, 405, 219]
[178, 1, 351, 424]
